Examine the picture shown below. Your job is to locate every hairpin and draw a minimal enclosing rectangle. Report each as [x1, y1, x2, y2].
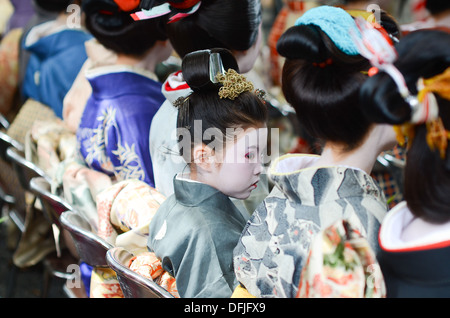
[173, 96, 189, 108]
[209, 52, 225, 84]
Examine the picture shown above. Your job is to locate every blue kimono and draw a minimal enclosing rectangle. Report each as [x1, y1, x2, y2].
[148, 176, 248, 298]
[77, 66, 165, 187]
[22, 24, 92, 118]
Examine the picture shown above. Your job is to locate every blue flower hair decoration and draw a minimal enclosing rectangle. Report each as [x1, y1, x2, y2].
[295, 5, 362, 56]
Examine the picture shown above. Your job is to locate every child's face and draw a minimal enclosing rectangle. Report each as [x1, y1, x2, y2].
[213, 126, 268, 200]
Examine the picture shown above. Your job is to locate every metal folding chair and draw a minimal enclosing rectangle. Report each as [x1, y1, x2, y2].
[29, 177, 81, 297]
[60, 211, 113, 268]
[5, 147, 78, 297]
[106, 247, 175, 298]
[0, 131, 25, 231]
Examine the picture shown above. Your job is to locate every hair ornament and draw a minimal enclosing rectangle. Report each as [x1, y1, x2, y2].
[351, 17, 441, 124]
[295, 6, 362, 55]
[113, 0, 140, 11]
[216, 69, 254, 100]
[351, 17, 450, 157]
[426, 117, 450, 159]
[173, 96, 189, 108]
[255, 88, 267, 103]
[313, 58, 333, 68]
[130, 0, 201, 23]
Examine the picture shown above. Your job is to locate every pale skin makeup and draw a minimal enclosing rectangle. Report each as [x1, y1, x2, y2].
[190, 126, 268, 200]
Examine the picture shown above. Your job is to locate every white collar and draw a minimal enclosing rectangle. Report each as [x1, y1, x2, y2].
[380, 201, 450, 251]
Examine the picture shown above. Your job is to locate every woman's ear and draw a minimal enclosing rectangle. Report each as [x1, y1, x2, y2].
[192, 143, 215, 171]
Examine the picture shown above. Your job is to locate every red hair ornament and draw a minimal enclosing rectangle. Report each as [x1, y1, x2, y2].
[130, 0, 201, 23]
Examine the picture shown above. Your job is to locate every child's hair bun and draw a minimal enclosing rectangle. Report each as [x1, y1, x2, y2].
[182, 48, 239, 92]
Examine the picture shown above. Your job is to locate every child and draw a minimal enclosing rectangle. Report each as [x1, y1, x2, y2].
[145, 0, 265, 206]
[233, 6, 400, 298]
[147, 48, 268, 298]
[359, 29, 450, 297]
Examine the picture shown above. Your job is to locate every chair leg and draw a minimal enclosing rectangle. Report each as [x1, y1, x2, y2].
[5, 220, 22, 298]
[41, 266, 51, 298]
[6, 262, 18, 297]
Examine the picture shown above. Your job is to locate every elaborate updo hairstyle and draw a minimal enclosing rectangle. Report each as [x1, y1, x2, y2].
[175, 48, 268, 162]
[360, 30, 450, 223]
[83, 0, 169, 56]
[276, 6, 400, 151]
[139, 0, 262, 58]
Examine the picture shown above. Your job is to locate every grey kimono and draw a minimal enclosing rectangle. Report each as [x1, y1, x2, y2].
[233, 154, 388, 298]
[148, 176, 248, 298]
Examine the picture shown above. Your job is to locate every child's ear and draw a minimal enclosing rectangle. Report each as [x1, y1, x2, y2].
[192, 143, 215, 171]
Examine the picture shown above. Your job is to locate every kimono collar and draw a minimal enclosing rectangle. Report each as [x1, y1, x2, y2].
[173, 174, 231, 207]
[268, 154, 384, 205]
[85, 65, 160, 98]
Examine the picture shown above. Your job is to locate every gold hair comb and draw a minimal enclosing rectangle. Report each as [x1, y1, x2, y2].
[216, 69, 254, 100]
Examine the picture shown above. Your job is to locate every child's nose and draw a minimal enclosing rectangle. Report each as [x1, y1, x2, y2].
[254, 163, 263, 175]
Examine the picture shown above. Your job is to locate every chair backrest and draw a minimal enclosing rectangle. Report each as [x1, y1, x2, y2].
[6, 146, 50, 191]
[106, 247, 175, 298]
[0, 130, 23, 163]
[29, 177, 73, 225]
[60, 211, 113, 267]
[0, 132, 16, 206]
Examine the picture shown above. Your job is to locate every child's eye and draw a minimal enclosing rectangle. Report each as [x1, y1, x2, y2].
[245, 152, 255, 160]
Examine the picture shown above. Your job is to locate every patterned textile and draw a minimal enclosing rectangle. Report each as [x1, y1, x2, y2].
[77, 66, 164, 188]
[94, 179, 175, 297]
[297, 219, 386, 298]
[7, 98, 57, 144]
[233, 154, 388, 298]
[96, 179, 166, 255]
[372, 145, 406, 208]
[61, 160, 112, 230]
[90, 267, 124, 298]
[129, 251, 179, 297]
[25, 118, 77, 180]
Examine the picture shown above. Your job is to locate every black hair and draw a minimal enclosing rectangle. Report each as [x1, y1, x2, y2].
[142, 0, 262, 58]
[276, 10, 400, 151]
[426, 0, 450, 15]
[83, 0, 168, 56]
[360, 29, 450, 223]
[34, 0, 74, 12]
[176, 48, 268, 162]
